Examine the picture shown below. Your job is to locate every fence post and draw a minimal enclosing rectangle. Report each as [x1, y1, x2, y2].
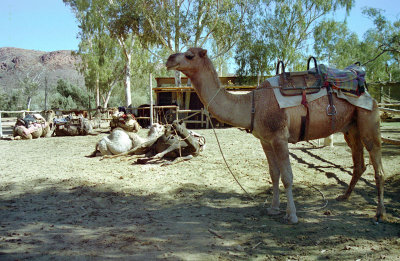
[149, 73, 154, 126]
[0, 112, 2, 137]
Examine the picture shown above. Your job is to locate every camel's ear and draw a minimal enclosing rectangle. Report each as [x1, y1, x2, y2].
[199, 49, 207, 58]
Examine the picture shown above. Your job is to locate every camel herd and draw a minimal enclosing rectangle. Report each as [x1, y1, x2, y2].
[8, 108, 206, 165]
[2, 47, 387, 224]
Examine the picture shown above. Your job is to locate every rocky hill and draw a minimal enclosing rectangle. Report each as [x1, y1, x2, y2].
[0, 47, 84, 92]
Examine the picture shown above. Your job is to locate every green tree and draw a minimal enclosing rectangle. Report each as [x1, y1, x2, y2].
[235, 0, 354, 76]
[65, 0, 128, 108]
[0, 89, 24, 112]
[50, 79, 90, 110]
[313, 19, 363, 67]
[362, 7, 400, 81]
[126, 0, 253, 84]
[16, 66, 45, 110]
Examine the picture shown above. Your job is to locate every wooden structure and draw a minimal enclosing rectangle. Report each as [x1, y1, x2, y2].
[153, 76, 259, 128]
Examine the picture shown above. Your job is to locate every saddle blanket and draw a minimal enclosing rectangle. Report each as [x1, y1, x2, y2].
[21, 122, 47, 136]
[267, 76, 374, 111]
[319, 64, 366, 94]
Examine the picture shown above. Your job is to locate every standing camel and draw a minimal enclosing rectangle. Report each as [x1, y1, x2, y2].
[166, 48, 385, 224]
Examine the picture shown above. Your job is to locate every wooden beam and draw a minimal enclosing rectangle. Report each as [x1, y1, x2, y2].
[382, 137, 400, 145]
[379, 107, 400, 115]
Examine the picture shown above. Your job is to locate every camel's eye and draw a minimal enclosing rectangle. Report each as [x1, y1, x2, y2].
[185, 53, 194, 60]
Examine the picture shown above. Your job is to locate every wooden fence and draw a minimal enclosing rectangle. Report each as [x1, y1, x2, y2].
[1, 107, 399, 145]
[0, 107, 211, 137]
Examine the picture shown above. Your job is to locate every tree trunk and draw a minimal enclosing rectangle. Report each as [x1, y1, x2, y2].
[44, 76, 48, 111]
[174, 70, 183, 108]
[26, 97, 32, 111]
[96, 71, 100, 109]
[125, 52, 132, 107]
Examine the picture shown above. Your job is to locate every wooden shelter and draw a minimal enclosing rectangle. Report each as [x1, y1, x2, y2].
[152, 76, 260, 128]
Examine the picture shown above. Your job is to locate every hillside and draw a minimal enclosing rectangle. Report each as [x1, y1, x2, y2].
[0, 47, 84, 93]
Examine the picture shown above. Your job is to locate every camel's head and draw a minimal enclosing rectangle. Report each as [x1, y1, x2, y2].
[166, 48, 208, 76]
[42, 110, 56, 123]
[148, 123, 165, 137]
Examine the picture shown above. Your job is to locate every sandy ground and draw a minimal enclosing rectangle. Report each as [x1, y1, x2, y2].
[0, 119, 399, 260]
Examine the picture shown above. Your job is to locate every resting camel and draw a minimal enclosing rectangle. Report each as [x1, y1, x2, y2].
[13, 110, 55, 140]
[88, 123, 165, 157]
[136, 120, 206, 165]
[166, 48, 385, 224]
[110, 112, 141, 133]
[99, 121, 205, 165]
[54, 115, 98, 136]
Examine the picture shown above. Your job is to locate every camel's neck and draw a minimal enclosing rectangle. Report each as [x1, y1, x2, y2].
[190, 69, 252, 129]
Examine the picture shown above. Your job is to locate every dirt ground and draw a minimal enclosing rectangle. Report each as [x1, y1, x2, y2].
[0, 119, 399, 260]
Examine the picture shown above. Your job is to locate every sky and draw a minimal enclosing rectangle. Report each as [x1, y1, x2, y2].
[0, 0, 399, 53]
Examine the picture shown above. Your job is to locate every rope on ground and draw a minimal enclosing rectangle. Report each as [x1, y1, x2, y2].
[209, 117, 328, 211]
[296, 184, 328, 213]
[208, 117, 254, 200]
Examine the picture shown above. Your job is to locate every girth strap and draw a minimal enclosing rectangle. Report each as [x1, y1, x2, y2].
[299, 89, 309, 141]
[326, 84, 337, 131]
[247, 90, 256, 133]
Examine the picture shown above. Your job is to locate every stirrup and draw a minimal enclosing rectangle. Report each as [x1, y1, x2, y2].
[326, 105, 337, 116]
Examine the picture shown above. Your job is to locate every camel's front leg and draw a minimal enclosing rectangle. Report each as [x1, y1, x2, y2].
[261, 142, 281, 215]
[271, 138, 298, 224]
[153, 143, 179, 159]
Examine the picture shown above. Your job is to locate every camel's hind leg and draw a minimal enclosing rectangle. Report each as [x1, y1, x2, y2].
[358, 107, 386, 221]
[337, 124, 366, 201]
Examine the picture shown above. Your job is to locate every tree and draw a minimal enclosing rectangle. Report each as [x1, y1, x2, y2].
[362, 7, 400, 81]
[64, 0, 144, 108]
[50, 79, 91, 110]
[313, 19, 363, 67]
[235, 0, 355, 76]
[15, 66, 45, 110]
[127, 0, 253, 84]
[77, 31, 125, 109]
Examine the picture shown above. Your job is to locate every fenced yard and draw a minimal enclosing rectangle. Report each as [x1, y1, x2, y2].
[0, 123, 399, 260]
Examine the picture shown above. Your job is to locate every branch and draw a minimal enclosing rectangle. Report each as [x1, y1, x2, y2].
[362, 49, 388, 66]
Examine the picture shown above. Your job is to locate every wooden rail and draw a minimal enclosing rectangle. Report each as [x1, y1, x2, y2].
[381, 137, 400, 145]
[379, 107, 400, 115]
[1, 106, 398, 143]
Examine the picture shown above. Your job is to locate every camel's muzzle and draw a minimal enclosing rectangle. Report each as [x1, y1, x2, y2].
[166, 53, 181, 70]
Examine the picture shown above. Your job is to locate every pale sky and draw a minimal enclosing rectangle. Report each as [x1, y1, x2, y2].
[0, 0, 399, 52]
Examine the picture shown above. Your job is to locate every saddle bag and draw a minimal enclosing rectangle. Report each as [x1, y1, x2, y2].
[276, 57, 323, 96]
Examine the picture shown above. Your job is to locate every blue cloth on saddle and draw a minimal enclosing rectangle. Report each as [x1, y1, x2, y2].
[318, 64, 366, 95]
[53, 117, 69, 125]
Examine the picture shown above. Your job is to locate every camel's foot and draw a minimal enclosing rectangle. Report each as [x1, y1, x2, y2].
[102, 154, 122, 160]
[283, 213, 299, 225]
[266, 207, 281, 216]
[336, 193, 350, 201]
[136, 157, 152, 164]
[375, 207, 386, 223]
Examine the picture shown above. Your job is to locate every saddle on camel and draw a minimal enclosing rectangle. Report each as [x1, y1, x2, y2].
[268, 57, 368, 141]
[110, 106, 141, 133]
[13, 112, 54, 140]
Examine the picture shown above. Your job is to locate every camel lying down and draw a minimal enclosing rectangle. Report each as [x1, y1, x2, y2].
[13, 110, 55, 140]
[89, 121, 205, 165]
[88, 123, 165, 157]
